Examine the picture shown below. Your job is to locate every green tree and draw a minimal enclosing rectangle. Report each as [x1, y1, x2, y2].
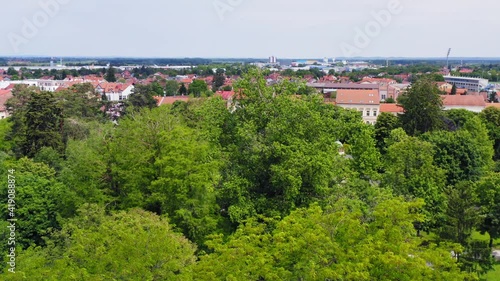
[212, 68, 226, 91]
[5, 85, 36, 157]
[5, 206, 196, 280]
[480, 106, 500, 161]
[218, 70, 375, 224]
[383, 134, 446, 233]
[385, 97, 395, 103]
[165, 80, 179, 96]
[0, 158, 72, 249]
[127, 84, 158, 110]
[444, 108, 476, 129]
[54, 83, 102, 120]
[179, 83, 187, 95]
[22, 91, 64, 158]
[477, 172, 500, 248]
[7, 67, 18, 76]
[451, 83, 457, 95]
[105, 66, 117, 82]
[188, 80, 208, 97]
[398, 78, 444, 136]
[190, 198, 473, 280]
[374, 112, 400, 153]
[422, 130, 485, 185]
[439, 181, 493, 275]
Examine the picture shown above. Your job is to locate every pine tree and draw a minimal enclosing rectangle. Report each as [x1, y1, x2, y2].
[451, 84, 457, 95]
[105, 66, 117, 82]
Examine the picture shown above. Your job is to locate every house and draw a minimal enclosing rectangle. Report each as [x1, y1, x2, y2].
[0, 89, 13, 119]
[437, 82, 453, 92]
[360, 77, 396, 85]
[96, 83, 134, 101]
[386, 83, 411, 101]
[335, 89, 380, 124]
[442, 95, 486, 112]
[215, 90, 235, 101]
[155, 96, 189, 106]
[380, 103, 404, 116]
[307, 82, 379, 94]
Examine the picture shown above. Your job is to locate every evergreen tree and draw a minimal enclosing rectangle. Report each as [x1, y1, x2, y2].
[451, 84, 457, 95]
[179, 83, 187, 95]
[398, 78, 444, 136]
[105, 66, 117, 82]
[22, 91, 65, 157]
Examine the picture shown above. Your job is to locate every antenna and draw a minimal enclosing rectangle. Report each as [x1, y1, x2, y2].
[446, 48, 451, 69]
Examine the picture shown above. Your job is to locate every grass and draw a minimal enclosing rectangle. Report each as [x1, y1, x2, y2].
[481, 263, 500, 281]
[471, 231, 500, 248]
[471, 232, 500, 281]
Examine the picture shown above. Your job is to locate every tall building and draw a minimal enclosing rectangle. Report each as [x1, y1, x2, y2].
[269, 56, 277, 64]
[444, 75, 488, 93]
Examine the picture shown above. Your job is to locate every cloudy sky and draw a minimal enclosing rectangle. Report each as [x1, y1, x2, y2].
[1, 0, 499, 58]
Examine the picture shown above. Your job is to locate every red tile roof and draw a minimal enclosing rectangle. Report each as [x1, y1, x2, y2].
[98, 83, 132, 93]
[0, 90, 13, 111]
[336, 89, 380, 105]
[215, 90, 235, 100]
[154, 96, 189, 106]
[442, 95, 486, 107]
[380, 103, 404, 113]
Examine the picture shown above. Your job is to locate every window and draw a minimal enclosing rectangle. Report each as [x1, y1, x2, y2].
[366, 110, 370, 116]
[373, 110, 377, 116]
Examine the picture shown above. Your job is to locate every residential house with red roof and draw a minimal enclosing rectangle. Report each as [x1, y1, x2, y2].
[0, 89, 13, 119]
[336, 89, 380, 125]
[442, 95, 486, 113]
[96, 83, 134, 101]
[380, 103, 404, 116]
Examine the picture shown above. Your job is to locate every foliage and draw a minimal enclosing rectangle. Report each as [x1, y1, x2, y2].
[480, 107, 500, 161]
[22, 91, 64, 158]
[3, 206, 196, 280]
[105, 66, 116, 82]
[165, 80, 179, 96]
[189, 198, 473, 280]
[476, 173, 500, 248]
[189, 80, 209, 97]
[127, 84, 158, 110]
[422, 130, 487, 185]
[382, 134, 446, 232]
[0, 158, 72, 249]
[398, 78, 444, 135]
[374, 112, 400, 153]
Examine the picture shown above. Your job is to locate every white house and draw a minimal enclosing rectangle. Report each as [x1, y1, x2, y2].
[96, 83, 134, 101]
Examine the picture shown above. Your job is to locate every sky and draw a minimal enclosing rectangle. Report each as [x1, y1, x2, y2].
[1, 0, 499, 58]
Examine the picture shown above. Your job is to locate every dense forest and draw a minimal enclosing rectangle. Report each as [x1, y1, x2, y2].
[1, 70, 500, 280]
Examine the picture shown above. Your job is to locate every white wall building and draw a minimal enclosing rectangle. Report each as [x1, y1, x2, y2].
[336, 89, 380, 124]
[444, 76, 488, 93]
